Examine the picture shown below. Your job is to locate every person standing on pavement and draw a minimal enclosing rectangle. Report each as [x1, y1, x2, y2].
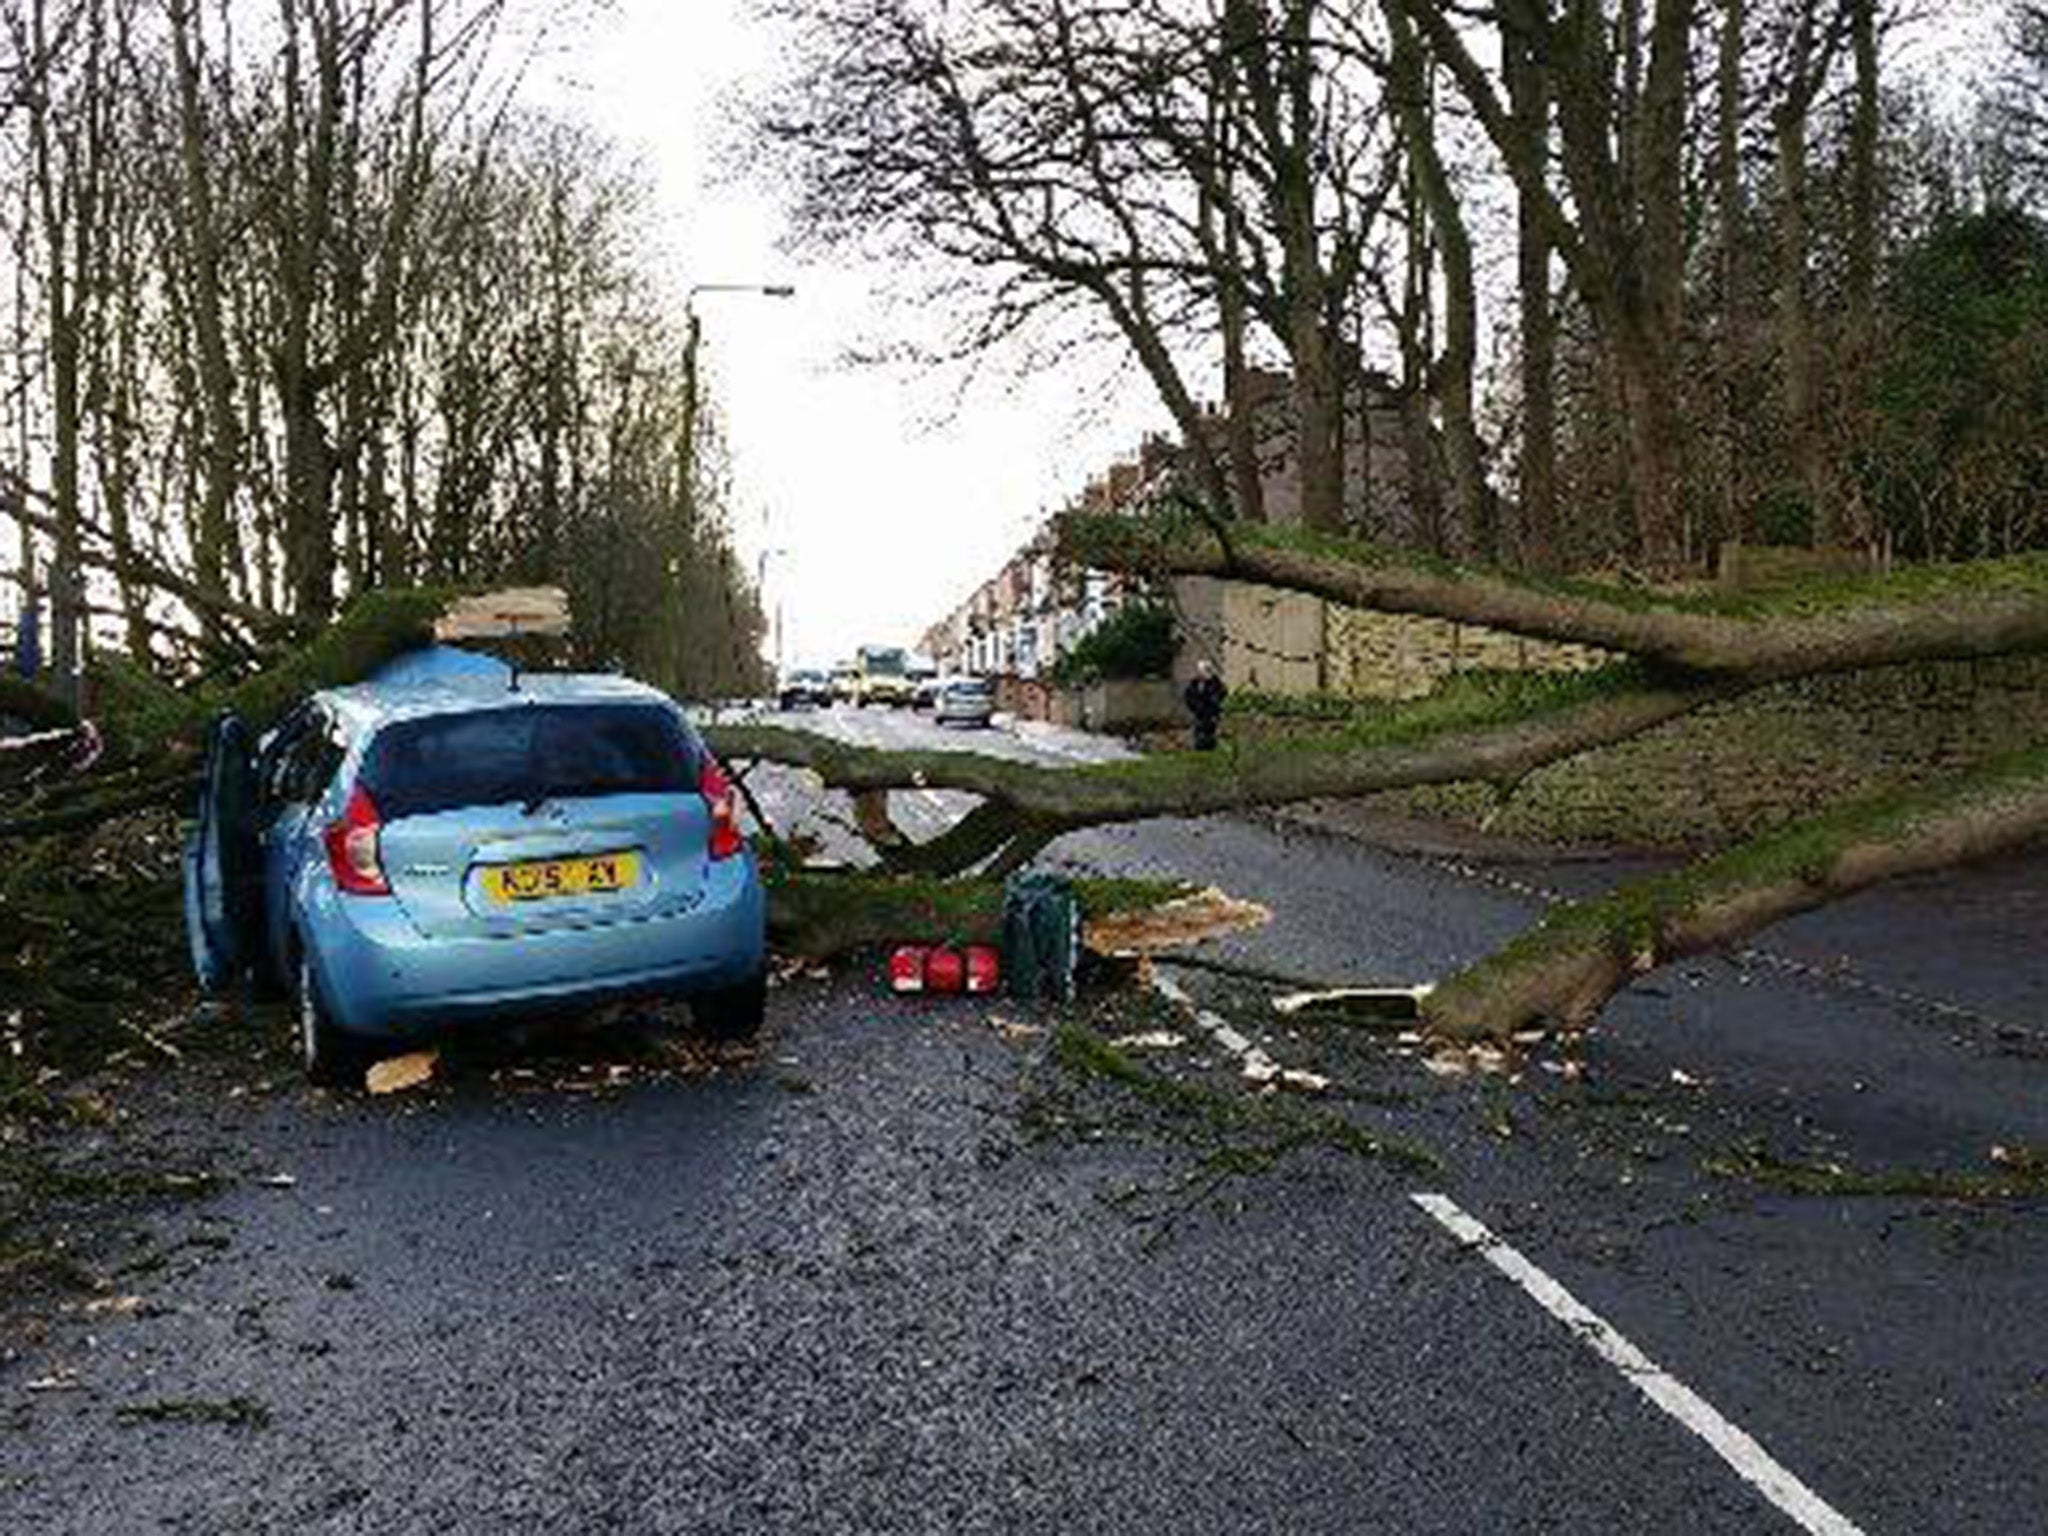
[1184, 658, 1227, 751]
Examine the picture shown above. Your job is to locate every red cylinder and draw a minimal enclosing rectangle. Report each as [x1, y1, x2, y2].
[923, 945, 966, 994]
[888, 945, 929, 993]
[964, 944, 1001, 995]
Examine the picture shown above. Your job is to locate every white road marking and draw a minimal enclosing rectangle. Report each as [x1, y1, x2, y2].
[1409, 1192, 1867, 1536]
[1150, 970, 1329, 1090]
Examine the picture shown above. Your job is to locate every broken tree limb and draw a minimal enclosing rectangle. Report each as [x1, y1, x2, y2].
[0, 676, 79, 732]
[0, 586, 463, 841]
[874, 800, 1038, 878]
[4, 478, 292, 639]
[0, 770, 195, 839]
[706, 666, 1730, 828]
[1057, 510, 2048, 681]
[853, 787, 911, 851]
[1422, 739, 2048, 1040]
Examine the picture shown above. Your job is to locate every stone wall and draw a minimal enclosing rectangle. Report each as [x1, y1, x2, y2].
[1076, 678, 1183, 732]
[1324, 607, 1607, 701]
[1377, 656, 2048, 849]
[1172, 577, 1327, 695]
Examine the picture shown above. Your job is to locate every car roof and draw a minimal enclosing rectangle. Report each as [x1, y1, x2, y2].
[319, 649, 678, 735]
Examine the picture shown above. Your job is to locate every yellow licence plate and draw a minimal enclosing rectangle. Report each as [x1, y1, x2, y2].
[483, 852, 641, 904]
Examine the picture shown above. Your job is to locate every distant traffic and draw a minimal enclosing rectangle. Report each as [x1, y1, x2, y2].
[778, 650, 993, 729]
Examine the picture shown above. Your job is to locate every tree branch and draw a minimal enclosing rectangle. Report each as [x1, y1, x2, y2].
[1056, 511, 2048, 681]
[706, 667, 1729, 827]
[1425, 738, 2048, 1039]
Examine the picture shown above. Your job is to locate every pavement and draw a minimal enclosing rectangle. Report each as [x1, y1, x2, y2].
[4, 702, 2045, 1532]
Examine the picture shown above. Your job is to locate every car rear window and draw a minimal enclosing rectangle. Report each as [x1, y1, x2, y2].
[948, 679, 992, 696]
[359, 704, 701, 820]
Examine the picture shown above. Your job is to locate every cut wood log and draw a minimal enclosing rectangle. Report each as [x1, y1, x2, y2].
[1081, 887, 1272, 956]
[432, 587, 570, 641]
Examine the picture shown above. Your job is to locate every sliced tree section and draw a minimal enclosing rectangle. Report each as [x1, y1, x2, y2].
[1423, 742, 2048, 1040]
[1057, 511, 2048, 680]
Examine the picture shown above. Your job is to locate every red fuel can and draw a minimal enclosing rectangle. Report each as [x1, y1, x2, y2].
[964, 944, 1001, 995]
[888, 945, 929, 993]
[923, 945, 966, 994]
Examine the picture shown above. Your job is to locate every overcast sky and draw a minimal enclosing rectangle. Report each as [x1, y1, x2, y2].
[535, 0, 1171, 670]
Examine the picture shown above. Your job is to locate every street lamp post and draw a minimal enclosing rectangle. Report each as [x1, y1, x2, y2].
[679, 280, 796, 522]
[756, 544, 791, 680]
[676, 282, 794, 697]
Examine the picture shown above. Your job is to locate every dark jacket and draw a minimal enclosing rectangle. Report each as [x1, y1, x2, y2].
[1183, 673, 1227, 721]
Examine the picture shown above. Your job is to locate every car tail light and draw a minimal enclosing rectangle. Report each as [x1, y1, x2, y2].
[924, 945, 965, 994]
[888, 945, 928, 993]
[324, 786, 390, 896]
[700, 759, 744, 860]
[964, 944, 1001, 995]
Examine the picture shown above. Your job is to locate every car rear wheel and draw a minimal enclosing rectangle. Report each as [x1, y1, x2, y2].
[297, 952, 367, 1089]
[696, 972, 766, 1042]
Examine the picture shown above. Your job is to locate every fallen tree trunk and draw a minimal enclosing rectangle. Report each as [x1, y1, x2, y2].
[707, 666, 1728, 836]
[1057, 510, 2048, 681]
[1422, 742, 2048, 1039]
[16, 557, 2048, 1051]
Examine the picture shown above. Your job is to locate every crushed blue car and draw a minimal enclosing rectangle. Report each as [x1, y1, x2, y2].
[183, 645, 767, 1085]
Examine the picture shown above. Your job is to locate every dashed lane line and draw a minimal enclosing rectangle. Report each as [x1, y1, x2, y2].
[1150, 969, 1331, 1091]
[1410, 1192, 1867, 1536]
[1151, 971, 1283, 1081]
[1148, 965, 1863, 1532]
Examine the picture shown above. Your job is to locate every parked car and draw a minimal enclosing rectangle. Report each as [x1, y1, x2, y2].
[779, 668, 833, 709]
[934, 675, 995, 729]
[182, 646, 768, 1085]
[912, 672, 942, 710]
[829, 661, 860, 703]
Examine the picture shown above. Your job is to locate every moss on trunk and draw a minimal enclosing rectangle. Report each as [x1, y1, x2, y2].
[1424, 739, 2048, 1038]
[766, 869, 1192, 961]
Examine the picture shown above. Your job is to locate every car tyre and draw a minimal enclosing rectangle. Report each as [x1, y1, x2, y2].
[297, 951, 367, 1089]
[696, 971, 767, 1042]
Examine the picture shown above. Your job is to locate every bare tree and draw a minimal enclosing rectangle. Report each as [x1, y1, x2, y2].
[1405, 0, 1698, 566]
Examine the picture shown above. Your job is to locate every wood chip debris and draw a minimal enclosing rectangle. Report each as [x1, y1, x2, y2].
[365, 1051, 439, 1096]
[1424, 1043, 1516, 1078]
[1238, 1056, 1331, 1093]
[1083, 887, 1272, 957]
[1108, 1031, 1186, 1051]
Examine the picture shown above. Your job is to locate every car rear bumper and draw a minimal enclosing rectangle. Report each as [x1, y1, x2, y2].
[306, 861, 767, 1038]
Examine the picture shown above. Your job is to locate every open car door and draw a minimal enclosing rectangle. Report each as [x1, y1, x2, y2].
[182, 713, 262, 992]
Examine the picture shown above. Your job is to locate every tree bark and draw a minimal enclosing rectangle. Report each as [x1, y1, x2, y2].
[1059, 513, 2048, 679]
[1423, 740, 2048, 1038]
[1505, 12, 1557, 568]
[1775, 2, 1825, 546]
[707, 675, 1727, 831]
[1387, 0, 1490, 556]
[1715, 0, 1744, 546]
[1412, 0, 1694, 567]
[168, 0, 242, 639]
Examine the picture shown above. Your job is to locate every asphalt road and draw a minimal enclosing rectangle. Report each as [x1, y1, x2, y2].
[5, 702, 2046, 1533]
